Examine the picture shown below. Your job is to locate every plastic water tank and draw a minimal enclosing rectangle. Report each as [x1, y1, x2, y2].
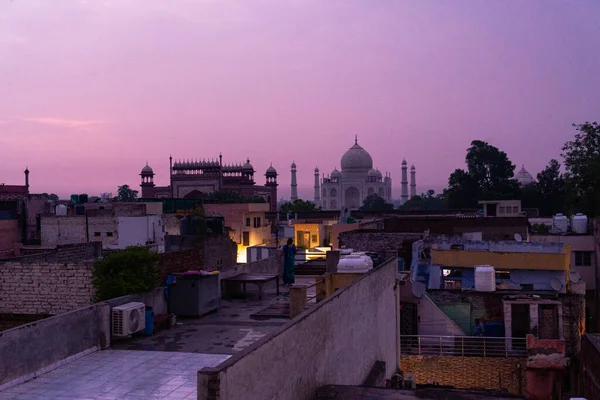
[552, 214, 568, 233]
[79, 194, 89, 204]
[70, 194, 79, 204]
[474, 265, 496, 292]
[337, 255, 373, 273]
[55, 204, 67, 216]
[571, 213, 588, 234]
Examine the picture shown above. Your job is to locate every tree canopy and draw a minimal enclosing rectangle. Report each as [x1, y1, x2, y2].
[359, 194, 394, 211]
[562, 122, 600, 215]
[445, 140, 520, 208]
[400, 190, 447, 211]
[279, 199, 317, 213]
[92, 246, 159, 302]
[117, 184, 138, 202]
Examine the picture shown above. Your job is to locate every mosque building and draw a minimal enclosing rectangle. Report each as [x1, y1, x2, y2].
[308, 137, 416, 210]
[139, 155, 278, 211]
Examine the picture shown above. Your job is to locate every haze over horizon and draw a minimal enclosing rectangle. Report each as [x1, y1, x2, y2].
[1, 1, 599, 200]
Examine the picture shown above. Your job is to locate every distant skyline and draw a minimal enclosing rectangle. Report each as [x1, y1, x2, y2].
[1, 1, 599, 200]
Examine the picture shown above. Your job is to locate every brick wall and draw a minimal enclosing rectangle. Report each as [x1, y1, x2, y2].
[0, 262, 94, 315]
[338, 232, 423, 267]
[157, 248, 204, 283]
[87, 216, 118, 247]
[0, 219, 19, 252]
[203, 235, 237, 270]
[0, 313, 48, 332]
[401, 355, 526, 395]
[7, 243, 103, 264]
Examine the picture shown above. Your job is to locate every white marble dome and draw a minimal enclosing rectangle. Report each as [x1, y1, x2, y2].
[515, 164, 535, 186]
[341, 139, 373, 172]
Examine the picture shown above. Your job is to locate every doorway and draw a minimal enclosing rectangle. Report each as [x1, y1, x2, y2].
[511, 304, 530, 350]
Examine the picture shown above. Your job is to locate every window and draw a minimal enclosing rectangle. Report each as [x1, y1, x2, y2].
[322, 188, 326, 198]
[330, 188, 337, 197]
[496, 270, 510, 280]
[498, 206, 506, 214]
[253, 217, 261, 228]
[512, 206, 519, 213]
[245, 218, 251, 227]
[94, 232, 101, 237]
[575, 251, 592, 266]
[106, 232, 113, 237]
[242, 231, 250, 246]
[311, 235, 318, 244]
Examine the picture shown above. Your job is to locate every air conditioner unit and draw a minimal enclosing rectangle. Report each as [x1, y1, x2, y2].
[112, 302, 145, 337]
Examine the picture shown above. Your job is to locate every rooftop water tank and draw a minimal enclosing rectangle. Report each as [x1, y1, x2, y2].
[474, 265, 496, 292]
[75, 204, 85, 216]
[337, 255, 373, 273]
[552, 214, 568, 234]
[55, 204, 67, 216]
[79, 194, 89, 204]
[70, 194, 79, 204]
[571, 213, 588, 234]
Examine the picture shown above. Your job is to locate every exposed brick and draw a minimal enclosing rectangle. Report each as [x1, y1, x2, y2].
[401, 355, 527, 395]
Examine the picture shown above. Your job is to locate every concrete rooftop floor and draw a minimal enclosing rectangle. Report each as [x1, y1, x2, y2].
[0, 277, 316, 400]
[112, 276, 315, 354]
[316, 386, 522, 400]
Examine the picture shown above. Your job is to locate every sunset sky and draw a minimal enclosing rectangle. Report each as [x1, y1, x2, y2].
[1, 1, 599, 200]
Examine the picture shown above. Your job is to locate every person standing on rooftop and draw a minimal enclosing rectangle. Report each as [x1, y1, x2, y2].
[282, 238, 296, 287]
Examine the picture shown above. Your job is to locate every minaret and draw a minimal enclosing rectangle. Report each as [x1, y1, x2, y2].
[24, 166, 30, 190]
[401, 159, 408, 204]
[410, 165, 416, 198]
[314, 167, 320, 206]
[290, 161, 298, 201]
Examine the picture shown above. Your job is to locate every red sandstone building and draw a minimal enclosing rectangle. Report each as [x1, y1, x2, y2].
[139, 155, 278, 211]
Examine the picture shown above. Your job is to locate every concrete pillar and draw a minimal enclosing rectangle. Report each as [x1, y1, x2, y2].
[326, 250, 340, 274]
[289, 285, 307, 319]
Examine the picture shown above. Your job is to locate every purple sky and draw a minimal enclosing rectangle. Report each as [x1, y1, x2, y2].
[1, 1, 599, 200]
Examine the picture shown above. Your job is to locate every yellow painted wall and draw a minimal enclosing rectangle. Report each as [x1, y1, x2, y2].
[431, 248, 570, 271]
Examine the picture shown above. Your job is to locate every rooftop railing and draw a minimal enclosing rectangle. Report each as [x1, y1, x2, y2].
[401, 335, 527, 358]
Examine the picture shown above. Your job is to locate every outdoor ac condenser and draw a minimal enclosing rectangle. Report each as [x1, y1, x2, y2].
[112, 302, 145, 337]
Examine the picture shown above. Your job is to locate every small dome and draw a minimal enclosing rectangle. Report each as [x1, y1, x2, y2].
[367, 168, 379, 177]
[314, 166, 319, 173]
[243, 158, 253, 170]
[291, 161, 297, 168]
[515, 164, 535, 186]
[331, 168, 341, 178]
[402, 159, 407, 165]
[266, 163, 277, 175]
[141, 162, 153, 175]
[341, 138, 373, 172]
[411, 164, 415, 170]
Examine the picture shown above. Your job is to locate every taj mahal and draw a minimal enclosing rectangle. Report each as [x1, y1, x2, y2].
[295, 137, 416, 210]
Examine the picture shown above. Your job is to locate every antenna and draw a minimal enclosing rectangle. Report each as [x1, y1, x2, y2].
[569, 270, 581, 283]
[550, 278, 562, 292]
[514, 233, 523, 242]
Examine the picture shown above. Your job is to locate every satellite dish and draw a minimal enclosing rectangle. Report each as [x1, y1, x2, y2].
[569, 270, 581, 283]
[550, 278, 562, 292]
[514, 233, 523, 242]
[412, 281, 426, 298]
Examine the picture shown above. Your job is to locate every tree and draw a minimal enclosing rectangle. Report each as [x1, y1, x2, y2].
[400, 190, 447, 210]
[562, 122, 600, 215]
[445, 140, 520, 208]
[92, 246, 159, 302]
[279, 199, 317, 213]
[117, 184, 138, 202]
[360, 194, 394, 211]
[536, 159, 566, 216]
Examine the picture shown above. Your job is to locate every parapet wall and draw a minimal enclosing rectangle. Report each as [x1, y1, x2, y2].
[198, 257, 398, 400]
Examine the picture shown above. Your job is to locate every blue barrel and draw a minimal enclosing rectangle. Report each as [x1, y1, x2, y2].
[144, 306, 154, 336]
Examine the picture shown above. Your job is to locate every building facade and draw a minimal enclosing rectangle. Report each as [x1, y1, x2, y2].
[140, 156, 278, 212]
[317, 138, 408, 210]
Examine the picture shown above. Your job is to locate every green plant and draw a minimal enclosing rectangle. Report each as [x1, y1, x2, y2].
[92, 246, 159, 302]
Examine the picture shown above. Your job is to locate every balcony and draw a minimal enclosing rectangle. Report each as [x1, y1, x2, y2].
[401, 335, 527, 358]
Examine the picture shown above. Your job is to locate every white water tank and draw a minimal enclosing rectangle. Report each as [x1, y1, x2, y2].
[552, 214, 568, 233]
[337, 255, 373, 273]
[474, 265, 496, 292]
[55, 204, 67, 216]
[571, 213, 588, 234]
